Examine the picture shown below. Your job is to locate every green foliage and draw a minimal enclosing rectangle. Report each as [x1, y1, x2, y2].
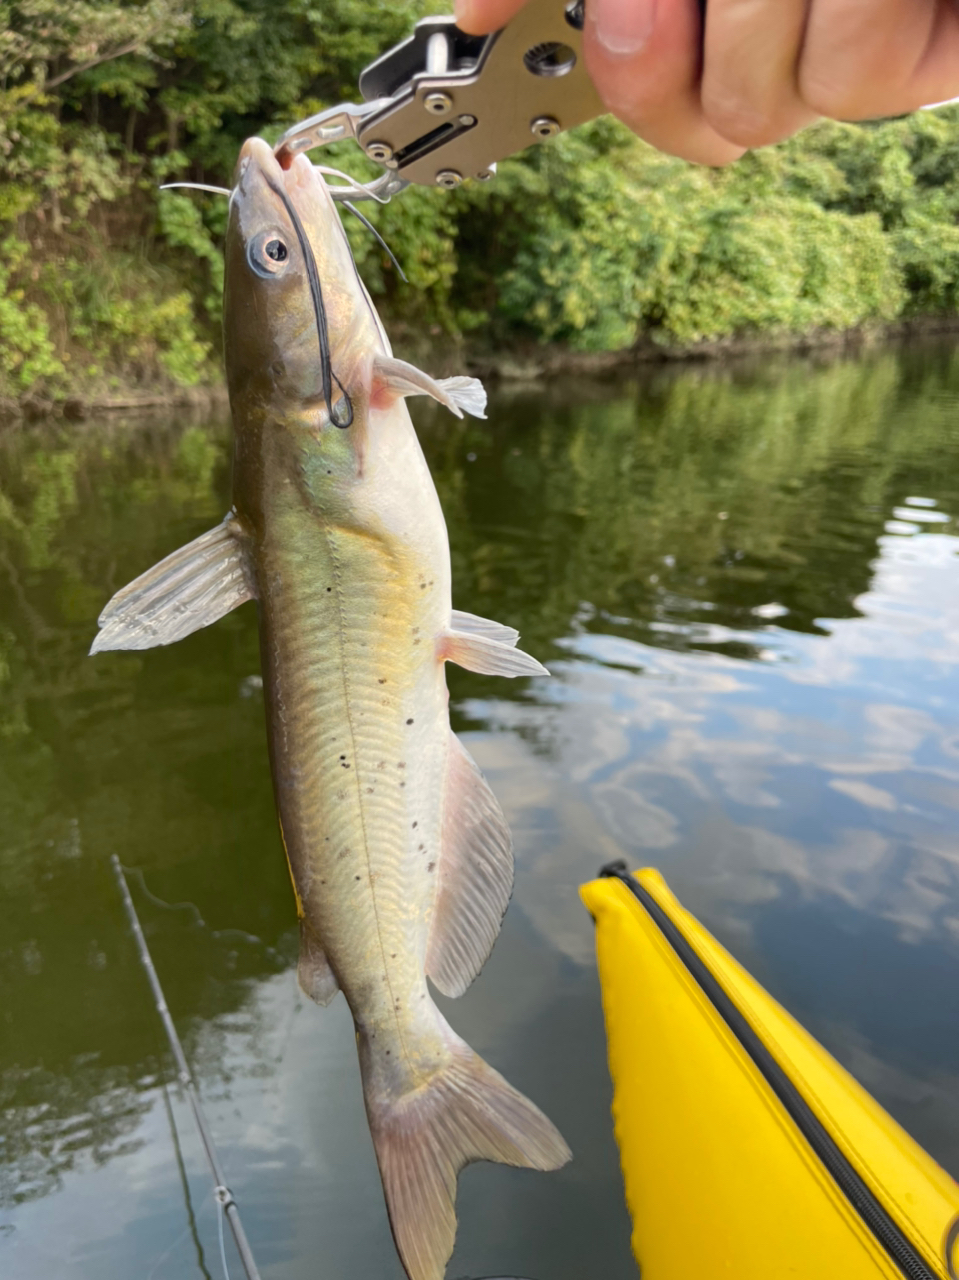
[3, 1, 959, 396]
[456, 121, 905, 349]
[0, 235, 64, 387]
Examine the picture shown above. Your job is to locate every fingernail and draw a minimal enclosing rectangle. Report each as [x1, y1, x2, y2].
[592, 0, 656, 56]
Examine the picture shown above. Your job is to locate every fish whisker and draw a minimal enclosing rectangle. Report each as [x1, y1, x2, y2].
[343, 201, 408, 284]
[160, 182, 232, 196]
[313, 164, 393, 205]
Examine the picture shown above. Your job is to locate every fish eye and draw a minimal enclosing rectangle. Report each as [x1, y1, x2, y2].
[248, 231, 291, 278]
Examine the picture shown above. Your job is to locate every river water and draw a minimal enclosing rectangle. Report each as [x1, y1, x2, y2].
[2, 341, 959, 1279]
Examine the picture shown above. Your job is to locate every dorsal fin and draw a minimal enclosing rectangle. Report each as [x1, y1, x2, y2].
[90, 513, 255, 654]
[426, 732, 513, 998]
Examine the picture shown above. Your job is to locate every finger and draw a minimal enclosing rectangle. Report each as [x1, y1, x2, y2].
[455, 0, 528, 35]
[801, 0, 959, 120]
[585, 0, 746, 165]
[701, 0, 820, 148]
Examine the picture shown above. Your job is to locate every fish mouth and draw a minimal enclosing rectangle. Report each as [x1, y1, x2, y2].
[234, 136, 322, 205]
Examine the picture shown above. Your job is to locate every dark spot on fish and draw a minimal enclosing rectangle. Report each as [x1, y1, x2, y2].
[427, 861, 436, 872]
[386, 1050, 391, 1056]
[341, 762, 350, 769]
[406, 718, 414, 725]
[340, 754, 346, 760]
[327, 469, 332, 475]
[397, 762, 406, 769]
[326, 587, 332, 593]
[378, 678, 387, 684]
[391, 953, 396, 959]
[355, 875, 361, 881]
[400, 781, 406, 788]
[366, 787, 373, 794]
[412, 628, 420, 635]
[320, 879, 326, 885]
[412, 821, 418, 829]
[419, 583, 426, 590]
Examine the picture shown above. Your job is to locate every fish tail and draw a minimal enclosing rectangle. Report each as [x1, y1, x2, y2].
[360, 1026, 570, 1280]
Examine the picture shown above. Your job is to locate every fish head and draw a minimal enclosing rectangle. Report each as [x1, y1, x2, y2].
[224, 136, 382, 424]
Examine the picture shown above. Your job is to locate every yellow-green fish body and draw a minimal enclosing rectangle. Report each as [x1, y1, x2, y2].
[92, 138, 568, 1280]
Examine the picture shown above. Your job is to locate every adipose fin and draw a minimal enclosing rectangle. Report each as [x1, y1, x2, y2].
[298, 920, 340, 1006]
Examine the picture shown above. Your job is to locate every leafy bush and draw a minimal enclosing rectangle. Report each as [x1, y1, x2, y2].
[2, 2, 959, 398]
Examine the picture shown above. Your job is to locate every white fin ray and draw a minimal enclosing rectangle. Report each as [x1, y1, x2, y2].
[298, 920, 340, 1006]
[90, 513, 255, 654]
[372, 354, 487, 420]
[440, 629, 548, 679]
[427, 732, 512, 997]
[449, 609, 519, 648]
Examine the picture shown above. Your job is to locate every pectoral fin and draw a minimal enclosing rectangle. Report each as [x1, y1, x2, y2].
[439, 628, 548, 679]
[426, 732, 513, 997]
[298, 921, 340, 1006]
[372, 355, 487, 420]
[90, 513, 255, 654]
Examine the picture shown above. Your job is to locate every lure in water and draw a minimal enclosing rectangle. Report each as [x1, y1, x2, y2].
[91, 137, 569, 1280]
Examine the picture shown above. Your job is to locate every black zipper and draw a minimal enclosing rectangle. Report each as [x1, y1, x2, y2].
[598, 861, 940, 1280]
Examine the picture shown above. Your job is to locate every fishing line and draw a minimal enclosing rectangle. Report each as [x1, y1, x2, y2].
[111, 857, 263, 1280]
[117, 862, 281, 960]
[261, 170, 354, 429]
[342, 201, 408, 282]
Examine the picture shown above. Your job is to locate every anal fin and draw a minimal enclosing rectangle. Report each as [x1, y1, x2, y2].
[90, 512, 255, 654]
[426, 733, 513, 998]
[298, 920, 340, 1006]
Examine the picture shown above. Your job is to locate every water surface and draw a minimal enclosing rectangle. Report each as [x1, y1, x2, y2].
[2, 341, 959, 1279]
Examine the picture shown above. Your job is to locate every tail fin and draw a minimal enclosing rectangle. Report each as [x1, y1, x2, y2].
[361, 1031, 570, 1280]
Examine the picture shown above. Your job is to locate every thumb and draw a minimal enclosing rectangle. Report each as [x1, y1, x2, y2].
[456, 0, 530, 34]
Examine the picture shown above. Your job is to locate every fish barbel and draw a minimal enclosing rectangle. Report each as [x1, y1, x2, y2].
[91, 136, 569, 1279]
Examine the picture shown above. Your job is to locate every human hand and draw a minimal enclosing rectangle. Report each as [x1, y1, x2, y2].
[454, 1, 959, 165]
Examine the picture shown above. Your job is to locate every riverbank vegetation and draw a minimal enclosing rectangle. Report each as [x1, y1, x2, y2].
[4, 0, 959, 405]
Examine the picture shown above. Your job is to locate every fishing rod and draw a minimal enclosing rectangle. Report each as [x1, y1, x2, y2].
[110, 854, 263, 1280]
[112, 855, 546, 1280]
